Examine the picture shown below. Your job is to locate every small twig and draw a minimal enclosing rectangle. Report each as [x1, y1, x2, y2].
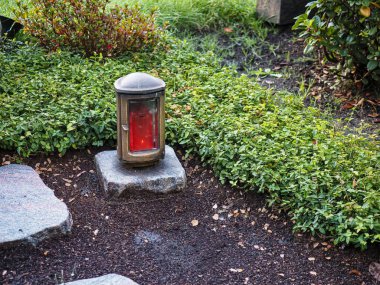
[107, 196, 175, 205]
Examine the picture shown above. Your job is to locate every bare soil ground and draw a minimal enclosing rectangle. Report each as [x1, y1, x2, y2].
[0, 147, 379, 285]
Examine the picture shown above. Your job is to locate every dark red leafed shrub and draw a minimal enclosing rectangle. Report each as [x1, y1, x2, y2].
[15, 0, 165, 57]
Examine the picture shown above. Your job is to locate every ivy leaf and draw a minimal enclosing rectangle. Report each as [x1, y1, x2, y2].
[367, 60, 378, 71]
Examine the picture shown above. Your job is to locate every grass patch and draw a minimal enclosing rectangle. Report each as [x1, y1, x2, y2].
[112, 0, 260, 32]
[0, 1, 14, 18]
[1, 39, 379, 248]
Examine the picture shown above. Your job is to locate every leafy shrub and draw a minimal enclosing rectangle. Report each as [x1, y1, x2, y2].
[15, 0, 165, 56]
[294, 0, 380, 85]
[0, 40, 379, 248]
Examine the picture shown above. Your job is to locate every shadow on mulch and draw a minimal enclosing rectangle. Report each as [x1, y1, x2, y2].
[0, 147, 379, 285]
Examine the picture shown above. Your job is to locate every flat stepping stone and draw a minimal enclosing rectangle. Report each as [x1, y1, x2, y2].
[64, 274, 138, 285]
[0, 164, 72, 248]
[95, 145, 186, 198]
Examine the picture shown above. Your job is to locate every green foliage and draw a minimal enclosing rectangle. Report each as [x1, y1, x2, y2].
[15, 0, 165, 57]
[294, 0, 380, 85]
[1, 40, 379, 248]
[0, 0, 25, 18]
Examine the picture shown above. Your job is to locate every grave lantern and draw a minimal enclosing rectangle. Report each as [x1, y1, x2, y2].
[115, 72, 165, 166]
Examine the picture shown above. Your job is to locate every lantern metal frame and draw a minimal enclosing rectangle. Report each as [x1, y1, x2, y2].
[115, 73, 165, 167]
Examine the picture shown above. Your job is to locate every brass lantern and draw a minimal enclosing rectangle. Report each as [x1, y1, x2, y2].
[115, 72, 165, 166]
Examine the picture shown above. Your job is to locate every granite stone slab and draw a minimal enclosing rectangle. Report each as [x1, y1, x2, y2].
[64, 274, 138, 285]
[95, 145, 186, 197]
[0, 164, 72, 248]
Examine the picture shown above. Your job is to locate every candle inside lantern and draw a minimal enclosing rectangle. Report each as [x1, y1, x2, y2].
[129, 99, 159, 152]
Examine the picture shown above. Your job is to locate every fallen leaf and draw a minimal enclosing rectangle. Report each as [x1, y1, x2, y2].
[349, 269, 361, 276]
[309, 271, 317, 276]
[212, 214, 219, 220]
[224, 27, 233, 33]
[229, 268, 243, 273]
[43, 250, 49, 256]
[356, 98, 365, 106]
[368, 113, 379, 118]
[341, 102, 355, 110]
[360, 6, 371, 17]
[372, 2, 380, 9]
[191, 219, 199, 227]
[369, 262, 380, 281]
[367, 99, 379, 106]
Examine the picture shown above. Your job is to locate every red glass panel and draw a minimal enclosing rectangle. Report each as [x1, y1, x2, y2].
[129, 99, 159, 152]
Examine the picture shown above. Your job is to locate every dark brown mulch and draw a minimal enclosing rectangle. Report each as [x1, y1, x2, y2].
[0, 147, 379, 285]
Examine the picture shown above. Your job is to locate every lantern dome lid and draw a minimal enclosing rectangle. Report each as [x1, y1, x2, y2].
[114, 72, 165, 95]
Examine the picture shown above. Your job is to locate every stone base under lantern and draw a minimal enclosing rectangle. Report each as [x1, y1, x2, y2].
[95, 145, 186, 198]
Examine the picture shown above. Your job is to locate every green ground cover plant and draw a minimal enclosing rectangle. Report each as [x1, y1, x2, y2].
[0, 0, 23, 18]
[294, 0, 380, 86]
[1, 39, 379, 248]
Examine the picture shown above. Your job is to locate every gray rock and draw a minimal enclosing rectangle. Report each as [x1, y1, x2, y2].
[95, 145, 186, 197]
[64, 274, 138, 285]
[0, 164, 72, 248]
